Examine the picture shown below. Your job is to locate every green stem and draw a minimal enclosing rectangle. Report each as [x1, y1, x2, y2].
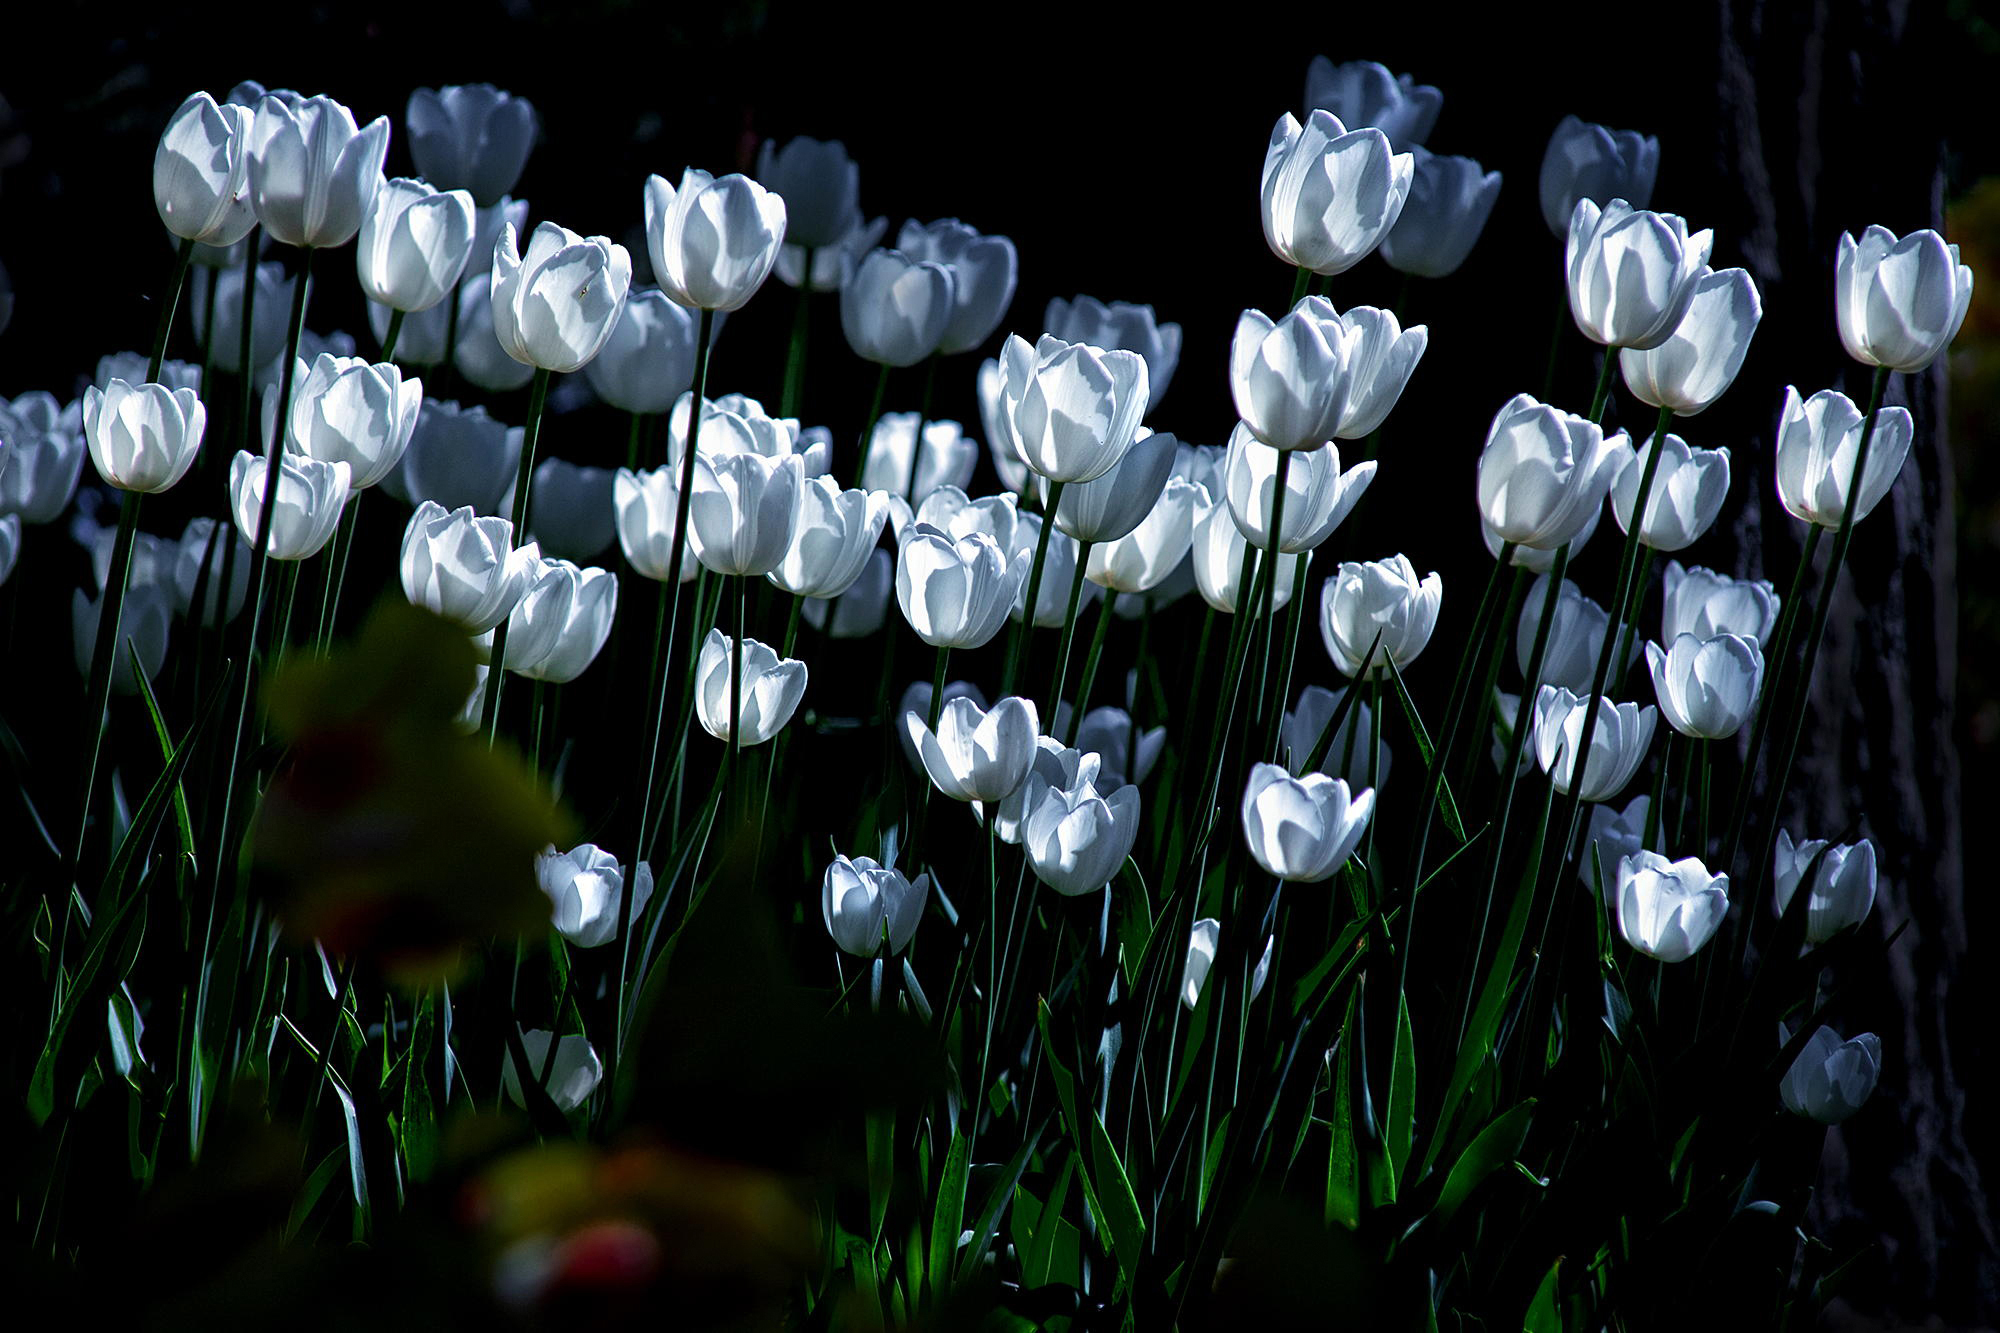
[1043, 539, 1093, 722]
[1002, 480, 1066, 694]
[67, 493, 145, 881]
[1249, 451, 1295, 739]
[1718, 525, 1824, 871]
[782, 592, 805, 660]
[379, 308, 405, 363]
[1064, 588, 1118, 748]
[150, 238, 197, 383]
[1289, 265, 1311, 307]
[625, 411, 644, 472]
[1413, 549, 1514, 882]
[780, 248, 814, 418]
[436, 277, 462, 399]
[1587, 349, 1618, 424]
[315, 490, 363, 654]
[853, 361, 892, 485]
[1265, 550, 1313, 760]
[903, 355, 938, 504]
[728, 575, 745, 825]
[925, 645, 952, 734]
[482, 364, 553, 743]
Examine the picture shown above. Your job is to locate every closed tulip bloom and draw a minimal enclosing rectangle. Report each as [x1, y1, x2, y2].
[905, 694, 1039, 803]
[996, 333, 1150, 483]
[394, 400, 519, 514]
[1646, 632, 1762, 739]
[1044, 295, 1182, 409]
[1483, 504, 1601, 573]
[1773, 386, 1915, 529]
[282, 353, 421, 490]
[1579, 794, 1650, 889]
[452, 271, 537, 392]
[1332, 306, 1428, 438]
[192, 261, 294, 372]
[501, 1031, 600, 1114]
[977, 359, 1031, 494]
[841, 248, 954, 367]
[823, 855, 928, 957]
[1567, 199, 1713, 350]
[1229, 298, 1359, 451]
[1780, 1027, 1882, 1124]
[1614, 850, 1728, 962]
[804, 547, 892, 638]
[96, 352, 202, 397]
[1609, 432, 1730, 551]
[1620, 267, 1761, 415]
[1320, 555, 1442, 678]
[581, 289, 697, 415]
[246, 93, 389, 249]
[1773, 830, 1878, 945]
[777, 210, 886, 292]
[664, 393, 823, 473]
[1281, 684, 1389, 788]
[173, 516, 251, 626]
[84, 380, 206, 493]
[1303, 57, 1441, 150]
[1539, 116, 1660, 238]
[613, 466, 699, 584]
[1519, 576, 1628, 694]
[0, 394, 87, 522]
[155, 92, 257, 247]
[527, 458, 615, 561]
[1192, 502, 1299, 615]
[755, 136, 859, 251]
[688, 450, 803, 576]
[862, 413, 978, 500]
[73, 581, 173, 695]
[1089, 475, 1200, 593]
[490, 220, 632, 373]
[694, 629, 806, 745]
[1065, 706, 1165, 789]
[405, 84, 536, 208]
[537, 844, 652, 949]
[644, 168, 788, 312]
[1055, 429, 1176, 544]
[1261, 111, 1413, 276]
[769, 476, 888, 599]
[492, 557, 617, 682]
[1661, 560, 1779, 644]
[891, 485, 1026, 553]
[896, 218, 1017, 354]
[1532, 685, 1657, 801]
[85, 525, 173, 595]
[1023, 776, 1142, 896]
[1224, 424, 1376, 553]
[229, 451, 350, 560]
[1836, 226, 1974, 373]
[400, 501, 537, 632]
[0, 517, 17, 587]
[1476, 394, 1628, 550]
[355, 177, 475, 315]
[1010, 513, 1099, 627]
[1379, 148, 1502, 278]
[1179, 920, 1272, 1010]
[896, 524, 1028, 649]
[1240, 762, 1375, 882]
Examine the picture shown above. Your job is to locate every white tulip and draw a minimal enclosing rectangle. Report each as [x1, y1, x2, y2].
[1614, 850, 1728, 962]
[693, 628, 807, 746]
[1240, 762, 1375, 882]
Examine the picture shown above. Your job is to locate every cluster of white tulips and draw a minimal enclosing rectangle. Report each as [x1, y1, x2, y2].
[0, 51, 1967, 1325]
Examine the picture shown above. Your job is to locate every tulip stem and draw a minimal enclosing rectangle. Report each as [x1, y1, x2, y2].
[150, 238, 197, 383]
[1289, 265, 1312, 307]
[1413, 548, 1513, 888]
[1002, 479, 1065, 694]
[1192, 540, 1263, 844]
[482, 365, 553, 744]
[728, 575, 746, 824]
[1366, 675, 1383, 870]
[853, 361, 892, 485]
[1249, 451, 1295, 749]
[66, 492, 145, 885]
[1065, 589, 1118, 748]
[1696, 739, 1713, 861]
[197, 265, 220, 400]
[1265, 551, 1313, 761]
[903, 355, 938, 504]
[925, 645, 951, 734]
[379, 309, 405, 363]
[315, 491, 363, 654]
[1044, 540, 1093, 724]
[625, 412, 644, 471]
[782, 592, 805, 661]
[436, 277, 462, 399]
[779, 249, 814, 419]
[1587, 348, 1618, 424]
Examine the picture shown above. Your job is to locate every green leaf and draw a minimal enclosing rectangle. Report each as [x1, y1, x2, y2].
[286, 1148, 345, 1242]
[132, 663, 197, 868]
[1526, 1256, 1563, 1332]
[1431, 1099, 1536, 1232]
[927, 1131, 969, 1301]
[1386, 652, 1466, 842]
[958, 1119, 1044, 1284]
[1198, 1109, 1231, 1220]
[400, 994, 438, 1183]
[1088, 1109, 1147, 1289]
[1387, 991, 1416, 1184]
[329, 1070, 372, 1241]
[865, 1108, 894, 1243]
[1024, 1153, 1077, 1289]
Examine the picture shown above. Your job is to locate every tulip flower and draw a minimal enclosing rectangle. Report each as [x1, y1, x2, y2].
[490, 556, 617, 682]
[693, 628, 806, 745]
[613, 466, 700, 584]
[1835, 226, 1974, 373]
[971, 735, 1094, 843]
[895, 523, 1030, 650]
[1181, 919, 1274, 1009]
[96, 352, 202, 396]
[173, 516, 251, 627]
[753, 136, 859, 251]
[1579, 794, 1650, 889]
[355, 176, 475, 317]
[1192, 503, 1299, 615]
[803, 548, 892, 638]
[1475, 393, 1628, 550]
[777, 211, 886, 292]
[660, 392, 817, 471]
[1261, 111, 1413, 276]
[536, 844, 653, 948]
[860, 413, 977, 501]
[889, 485, 1025, 553]
[84, 380, 206, 494]
[1338, 306, 1431, 438]
[229, 451, 350, 560]
[1518, 576, 1629, 695]
[452, 272, 537, 392]
[1379, 148, 1501, 279]
[84, 525, 173, 595]
[1044, 295, 1182, 409]
[769, 476, 889, 599]
[1022, 776, 1142, 896]
[1010, 513, 1099, 627]
[582, 289, 697, 415]
[823, 854, 929, 958]
[896, 680, 987, 769]
[1645, 632, 1762, 740]
[995, 333, 1150, 484]
[0, 394, 87, 522]
[1660, 560, 1778, 645]
[1281, 684, 1390, 788]
[1619, 268, 1762, 415]
[400, 501, 537, 633]
[1063, 706, 1165, 788]
[1566, 199, 1713, 351]
[687, 450, 804, 577]
[1609, 432, 1730, 552]
[501, 1031, 600, 1113]
[1613, 850, 1728, 962]
[841, 248, 954, 367]
[896, 218, 1017, 354]
[0, 517, 17, 587]
[154, 92, 257, 248]
[904, 694, 1039, 803]
[1229, 298, 1359, 452]
[1303, 57, 1441, 151]
[1780, 1027, 1882, 1124]
[526, 459, 615, 561]
[280, 353, 421, 491]
[977, 359, 1031, 493]
[246, 93, 389, 249]
[1089, 476, 1201, 594]
[1320, 554, 1442, 678]
[489, 221, 632, 374]
[1773, 830, 1878, 945]
[406, 84, 537, 208]
[394, 399, 520, 515]
[1539, 116, 1659, 238]
[644, 168, 788, 312]
[192, 261, 294, 373]
[1532, 685, 1657, 801]
[1224, 424, 1375, 552]
[73, 581, 172, 695]
[1054, 429, 1176, 544]
[1773, 386, 1915, 529]
[1240, 762, 1375, 882]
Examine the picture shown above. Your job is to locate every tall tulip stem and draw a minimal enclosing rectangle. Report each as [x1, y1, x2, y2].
[482, 365, 554, 743]
[1003, 479, 1066, 694]
[67, 492, 144, 882]
[315, 492, 363, 654]
[1587, 348, 1618, 424]
[1415, 549, 1513, 884]
[1264, 551, 1314, 760]
[1250, 450, 1295, 749]
[150, 238, 197, 384]
[379, 309, 405, 363]
[728, 574, 746, 825]
[1044, 540, 1093, 723]
[925, 645, 952, 734]
[1289, 265, 1312, 307]
[853, 361, 892, 484]
[779, 249, 815, 419]
[1064, 588, 1118, 748]
[903, 355, 938, 504]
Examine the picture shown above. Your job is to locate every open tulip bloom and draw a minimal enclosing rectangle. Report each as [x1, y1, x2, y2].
[1054, 430, 1177, 545]
[1614, 850, 1728, 962]
[282, 354, 422, 490]
[406, 84, 537, 208]
[1228, 298, 1360, 452]
[769, 477, 889, 599]
[1304, 57, 1442, 152]
[1780, 1027, 1882, 1124]
[583, 290, 698, 415]
[155, 92, 257, 248]
[356, 177, 475, 314]
[904, 694, 1039, 804]
[841, 248, 954, 367]
[694, 628, 807, 746]
[1319, 554, 1441, 678]
[688, 450, 804, 577]
[1022, 775, 1142, 896]
[1045, 295, 1181, 408]
[1835, 225, 1974, 373]
[1379, 147, 1501, 279]
[1646, 632, 1763, 739]
[1518, 576, 1630, 695]
[1773, 385, 1915, 529]
[1565, 198, 1713, 350]
[1773, 830, 1878, 945]
[1260, 110, 1413, 277]
[644, 168, 788, 312]
[822, 854, 928, 958]
[1240, 762, 1375, 882]
[399, 500, 537, 633]
[1619, 267, 1762, 415]
[995, 333, 1150, 484]
[490, 221, 632, 373]
[245, 93, 389, 250]
[895, 218, 1018, 354]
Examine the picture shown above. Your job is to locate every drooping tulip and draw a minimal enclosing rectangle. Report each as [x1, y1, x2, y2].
[822, 855, 928, 957]
[406, 84, 537, 208]
[228, 451, 350, 560]
[1302, 57, 1441, 151]
[246, 93, 389, 249]
[1379, 148, 1501, 279]
[154, 92, 257, 248]
[582, 288, 697, 415]
[1475, 393, 1628, 550]
[1224, 424, 1375, 552]
[1532, 685, 1657, 802]
[356, 177, 476, 314]
[1779, 1027, 1882, 1124]
[282, 353, 422, 490]
[895, 218, 1017, 354]
[995, 333, 1150, 484]
[399, 500, 537, 633]
[1260, 111, 1413, 276]
[1614, 850, 1728, 962]
[1539, 116, 1659, 238]
[1619, 267, 1762, 415]
[1608, 432, 1730, 551]
[769, 477, 888, 599]
[1773, 386, 1915, 529]
[1319, 554, 1442, 678]
[644, 169, 788, 312]
[536, 844, 653, 949]
[1240, 762, 1375, 882]
[693, 629, 807, 745]
[84, 380, 206, 494]
[903, 694, 1040, 803]
[1566, 199, 1713, 350]
[1773, 830, 1878, 945]
[1835, 225, 1975, 373]
[1661, 561, 1779, 644]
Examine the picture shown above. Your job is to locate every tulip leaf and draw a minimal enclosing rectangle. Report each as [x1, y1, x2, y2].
[1198, 1109, 1231, 1220]
[1526, 1256, 1564, 1332]
[1024, 1151, 1078, 1288]
[927, 1130, 969, 1299]
[866, 1108, 894, 1243]
[329, 1068, 372, 1240]
[285, 1148, 345, 1243]
[1326, 1013, 1359, 1229]
[1387, 990, 1416, 1184]
[0, 712, 61, 861]
[1088, 1108, 1147, 1289]
[957, 1117, 1044, 1284]
[399, 993, 438, 1184]
[132, 663, 196, 865]
[1430, 1098, 1536, 1233]
[1386, 653, 1466, 842]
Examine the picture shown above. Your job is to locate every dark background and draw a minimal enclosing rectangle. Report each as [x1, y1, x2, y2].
[2, 0, 1994, 1325]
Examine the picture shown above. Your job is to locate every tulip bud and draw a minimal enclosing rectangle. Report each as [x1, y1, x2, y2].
[1240, 761, 1375, 882]
[804, 548, 892, 639]
[895, 524, 1029, 649]
[1191, 502, 1300, 615]
[1579, 794, 1650, 889]
[536, 844, 652, 948]
[84, 380, 206, 494]
[1773, 830, 1878, 945]
[246, 93, 389, 250]
[822, 855, 928, 957]
[1779, 1027, 1882, 1124]
[1280, 684, 1389, 788]
[1538, 116, 1659, 239]
[395, 399, 521, 515]
[1518, 575, 1629, 695]
[1023, 775, 1142, 896]
[1379, 148, 1501, 279]
[755, 137, 859, 251]
[155, 92, 257, 248]
[896, 218, 1017, 355]
[904, 694, 1039, 803]
[644, 169, 788, 312]
[173, 516, 251, 627]
[490, 221, 632, 374]
[582, 289, 698, 415]
[1773, 385, 1915, 529]
[612, 466, 700, 584]
[1614, 850, 1727, 962]
[1229, 298, 1359, 452]
[501, 1031, 600, 1113]
[282, 354, 422, 491]
[693, 628, 807, 746]
[491, 556, 617, 682]
[406, 84, 536, 208]
[1532, 685, 1657, 802]
[1661, 560, 1779, 644]
[1303, 57, 1441, 151]
[1224, 425, 1376, 553]
[996, 333, 1150, 484]
[769, 476, 889, 599]
[1320, 554, 1442, 678]
[1835, 226, 1974, 373]
[354, 177, 474, 319]
[1475, 393, 1628, 550]
[1261, 111, 1413, 276]
[1010, 512, 1099, 627]
[861, 413, 977, 501]
[0, 392, 87, 522]
[229, 450, 350, 560]
[1646, 632, 1762, 740]
[527, 459, 616, 561]
[1045, 296, 1182, 410]
[688, 451, 803, 577]
[1619, 268, 1762, 415]
[1566, 199, 1713, 350]
[73, 581, 173, 695]
[1609, 432, 1730, 552]
[1089, 476, 1201, 595]
[399, 501, 537, 633]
